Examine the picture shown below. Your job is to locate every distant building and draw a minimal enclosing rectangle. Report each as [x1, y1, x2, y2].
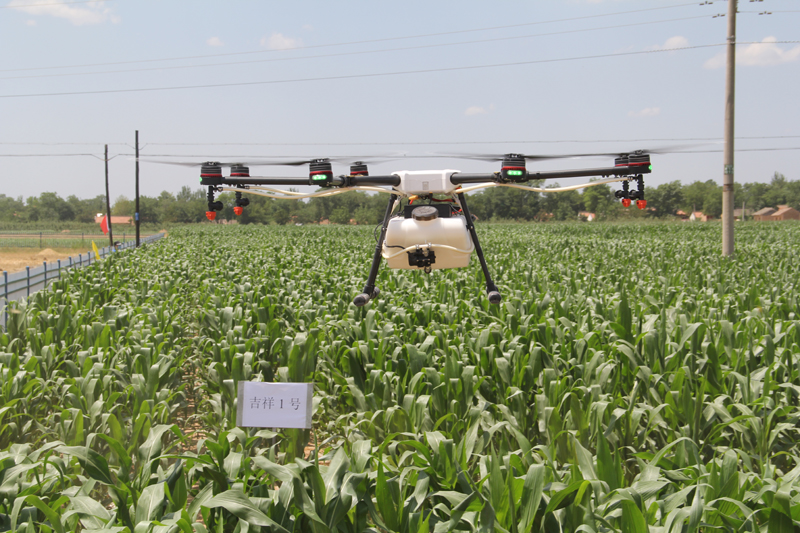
[752, 205, 800, 221]
[578, 211, 595, 222]
[689, 211, 712, 222]
[752, 207, 777, 221]
[733, 208, 753, 221]
[771, 205, 800, 221]
[95, 214, 133, 225]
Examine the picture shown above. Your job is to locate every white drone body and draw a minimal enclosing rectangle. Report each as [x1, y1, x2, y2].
[382, 170, 474, 271]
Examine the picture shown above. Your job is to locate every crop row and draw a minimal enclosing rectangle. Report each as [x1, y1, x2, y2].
[1, 222, 800, 531]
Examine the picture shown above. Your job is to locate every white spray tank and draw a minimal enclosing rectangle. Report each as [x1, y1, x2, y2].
[382, 204, 474, 270]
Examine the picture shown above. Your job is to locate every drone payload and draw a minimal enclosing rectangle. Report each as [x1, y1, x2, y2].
[183, 150, 653, 305]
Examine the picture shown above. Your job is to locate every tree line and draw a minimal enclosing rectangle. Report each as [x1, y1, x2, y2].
[1, 172, 796, 226]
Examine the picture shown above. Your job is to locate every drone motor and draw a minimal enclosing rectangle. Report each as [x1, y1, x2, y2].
[501, 153, 527, 183]
[350, 161, 369, 176]
[200, 162, 223, 185]
[309, 159, 333, 186]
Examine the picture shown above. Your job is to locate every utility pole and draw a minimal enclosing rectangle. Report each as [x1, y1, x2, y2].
[104, 144, 114, 248]
[135, 130, 141, 247]
[722, 0, 737, 256]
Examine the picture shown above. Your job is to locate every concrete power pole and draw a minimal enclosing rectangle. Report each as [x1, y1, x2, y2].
[135, 130, 140, 248]
[104, 144, 114, 248]
[722, 0, 737, 256]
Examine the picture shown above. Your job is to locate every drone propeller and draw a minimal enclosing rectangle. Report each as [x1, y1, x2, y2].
[438, 145, 700, 163]
[437, 152, 586, 163]
[138, 155, 399, 168]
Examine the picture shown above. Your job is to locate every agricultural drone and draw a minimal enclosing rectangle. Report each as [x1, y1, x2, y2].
[176, 151, 653, 306]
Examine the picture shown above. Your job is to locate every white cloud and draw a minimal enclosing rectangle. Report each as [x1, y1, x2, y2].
[647, 36, 689, 51]
[628, 107, 661, 118]
[26, 19, 36, 26]
[207, 37, 224, 47]
[7, 0, 119, 25]
[705, 37, 800, 69]
[261, 32, 302, 50]
[465, 103, 495, 116]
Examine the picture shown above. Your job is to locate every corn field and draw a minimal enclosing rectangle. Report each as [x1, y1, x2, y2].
[2, 222, 800, 532]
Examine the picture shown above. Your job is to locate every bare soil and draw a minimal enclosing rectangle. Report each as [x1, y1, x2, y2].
[0, 248, 86, 274]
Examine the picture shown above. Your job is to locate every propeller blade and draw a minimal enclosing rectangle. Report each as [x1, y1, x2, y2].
[437, 145, 704, 162]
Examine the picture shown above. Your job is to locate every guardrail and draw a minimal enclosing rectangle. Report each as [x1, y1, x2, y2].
[0, 231, 154, 248]
[1, 233, 165, 328]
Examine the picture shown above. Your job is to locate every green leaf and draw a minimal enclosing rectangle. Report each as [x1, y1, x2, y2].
[56, 446, 114, 485]
[135, 482, 165, 525]
[204, 489, 290, 532]
[621, 500, 649, 533]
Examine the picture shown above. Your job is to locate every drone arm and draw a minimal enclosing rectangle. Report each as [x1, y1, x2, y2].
[220, 177, 346, 186]
[349, 175, 401, 187]
[525, 164, 650, 181]
[449, 173, 498, 185]
[448, 164, 650, 186]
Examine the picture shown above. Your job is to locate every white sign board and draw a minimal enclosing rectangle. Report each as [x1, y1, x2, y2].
[236, 382, 313, 429]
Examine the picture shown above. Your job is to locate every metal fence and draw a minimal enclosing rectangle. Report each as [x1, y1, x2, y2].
[0, 231, 153, 248]
[1, 233, 165, 328]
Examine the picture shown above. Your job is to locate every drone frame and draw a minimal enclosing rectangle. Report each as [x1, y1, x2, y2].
[196, 154, 652, 306]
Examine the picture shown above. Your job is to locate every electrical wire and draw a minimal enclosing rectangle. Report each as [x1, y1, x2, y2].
[247, 184, 395, 195]
[3, 146, 800, 160]
[382, 243, 474, 261]
[0, 15, 710, 81]
[457, 176, 631, 195]
[2, 146, 799, 159]
[6, 41, 797, 99]
[0, 142, 128, 146]
[218, 186, 403, 200]
[0, 2, 703, 73]
[0, 0, 115, 9]
[113, 135, 800, 147]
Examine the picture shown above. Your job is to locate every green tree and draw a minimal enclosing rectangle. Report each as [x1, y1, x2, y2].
[647, 181, 684, 218]
[112, 195, 133, 217]
[582, 182, 616, 219]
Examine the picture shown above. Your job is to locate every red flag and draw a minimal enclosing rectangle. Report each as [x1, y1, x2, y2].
[100, 216, 109, 235]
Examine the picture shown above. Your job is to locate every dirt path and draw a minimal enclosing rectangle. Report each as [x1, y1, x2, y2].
[0, 248, 87, 274]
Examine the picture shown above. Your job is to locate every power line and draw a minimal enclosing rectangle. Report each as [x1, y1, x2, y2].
[133, 135, 800, 147]
[2, 136, 798, 147]
[0, 142, 127, 145]
[0, 42, 737, 99]
[0, 2, 703, 73]
[5, 41, 795, 99]
[0, 15, 711, 81]
[2, 147, 799, 160]
[122, 147, 800, 158]
[0, 0, 115, 9]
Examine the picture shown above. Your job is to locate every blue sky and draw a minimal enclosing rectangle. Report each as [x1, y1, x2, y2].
[0, 0, 798, 202]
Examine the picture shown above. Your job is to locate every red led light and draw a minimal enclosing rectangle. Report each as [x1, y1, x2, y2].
[206, 211, 216, 221]
[234, 206, 243, 216]
[636, 199, 647, 210]
[622, 198, 631, 208]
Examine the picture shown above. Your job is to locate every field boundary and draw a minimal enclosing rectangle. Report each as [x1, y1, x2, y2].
[1, 232, 165, 328]
[0, 230, 156, 249]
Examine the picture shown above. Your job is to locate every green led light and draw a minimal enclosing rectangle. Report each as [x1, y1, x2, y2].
[507, 170, 524, 176]
[312, 175, 328, 180]
[649, 165, 653, 171]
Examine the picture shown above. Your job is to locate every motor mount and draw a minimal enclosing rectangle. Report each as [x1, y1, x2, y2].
[200, 162, 223, 186]
[501, 153, 527, 183]
[309, 159, 333, 186]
